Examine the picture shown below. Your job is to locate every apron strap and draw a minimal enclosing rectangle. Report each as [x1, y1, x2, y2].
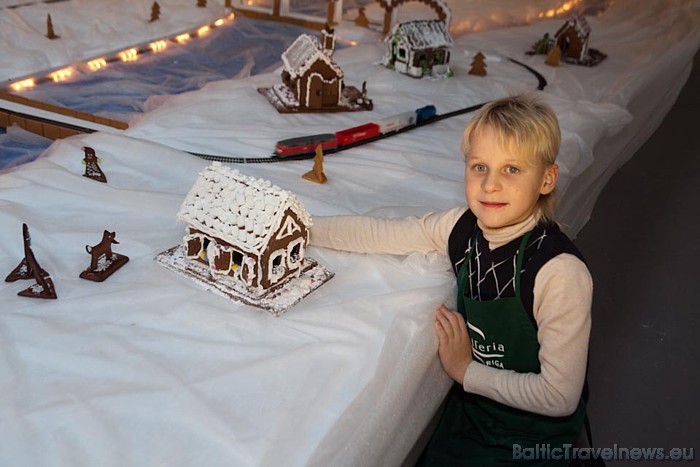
[514, 230, 532, 300]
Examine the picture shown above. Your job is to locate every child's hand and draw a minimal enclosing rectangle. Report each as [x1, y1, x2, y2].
[434, 304, 473, 384]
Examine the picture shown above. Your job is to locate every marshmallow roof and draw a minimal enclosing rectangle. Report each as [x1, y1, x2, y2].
[281, 33, 343, 79]
[177, 162, 312, 255]
[391, 19, 453, 50]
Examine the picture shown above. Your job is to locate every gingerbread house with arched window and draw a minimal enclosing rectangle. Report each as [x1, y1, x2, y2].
[177, 163, 311, 292]
[382, 19, 453, 78]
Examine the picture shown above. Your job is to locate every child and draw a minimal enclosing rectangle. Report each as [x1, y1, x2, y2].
[310, 94, 592, 466]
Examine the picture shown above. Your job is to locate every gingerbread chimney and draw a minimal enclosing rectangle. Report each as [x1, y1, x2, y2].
[321, 24, 335, 56]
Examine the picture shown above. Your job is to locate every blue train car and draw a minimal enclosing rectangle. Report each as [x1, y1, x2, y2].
[415, 105, 437, 123]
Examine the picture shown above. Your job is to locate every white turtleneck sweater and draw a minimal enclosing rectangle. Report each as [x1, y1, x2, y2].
[310, 207, 592, 417]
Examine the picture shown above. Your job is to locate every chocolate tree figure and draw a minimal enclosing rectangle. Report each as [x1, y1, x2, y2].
[355, 7, 369, 28]
[469, 52, 487, 77]
[225, 0, 232, 7]
[149, 1, 161, 22]
[5, 224, 57, 299]
[302, 144, 328, 184]
[196, 0, 206, 7]
[46, 14, 60, 40]
[82, 146, 107, 183]
[80, 230, 129, 282]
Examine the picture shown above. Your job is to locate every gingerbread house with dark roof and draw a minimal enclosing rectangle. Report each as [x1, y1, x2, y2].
[554, 14, 591, 62]
[382, 19, 453, 78]
[177, 162, 312, 292]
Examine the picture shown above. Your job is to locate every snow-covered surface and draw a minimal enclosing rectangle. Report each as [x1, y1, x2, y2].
[1, 1, 699, 466]
[0, 0, 229, 82]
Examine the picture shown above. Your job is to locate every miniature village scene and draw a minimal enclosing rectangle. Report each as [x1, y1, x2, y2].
[1, 0, 698, 466]
[258, 25, 373, 113]
[528, 13, 607, 67]
[156, 162, 333, 315]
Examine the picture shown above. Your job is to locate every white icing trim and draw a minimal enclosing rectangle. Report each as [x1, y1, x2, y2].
[184, 233, 206, 259]
[268, 248, 287, 283]
[286, 237, 305, 270]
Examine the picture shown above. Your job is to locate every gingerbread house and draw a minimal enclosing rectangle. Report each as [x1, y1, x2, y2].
[177, 163, 312, 292]
[382, 19, 453, 78]
[279, 28, 343, 110]
[554, 15, 591, 62]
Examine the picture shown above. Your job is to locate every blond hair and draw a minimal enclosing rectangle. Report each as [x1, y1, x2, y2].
[461, 94, 560, 222]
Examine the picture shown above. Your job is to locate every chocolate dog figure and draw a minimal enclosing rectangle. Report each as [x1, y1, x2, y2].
[80, 230, 129, 282]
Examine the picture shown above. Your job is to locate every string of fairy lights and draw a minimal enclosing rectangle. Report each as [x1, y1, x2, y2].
[536, 0, 585, 19]
[5, 0, 593, 93]
[7, 11, 235, 92]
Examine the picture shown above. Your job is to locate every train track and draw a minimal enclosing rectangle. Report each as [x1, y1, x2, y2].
[185, 57, 548, 164]
[0, 57, 546, 163]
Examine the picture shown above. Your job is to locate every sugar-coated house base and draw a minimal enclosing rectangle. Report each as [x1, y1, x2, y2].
[155, 244, 334, 315]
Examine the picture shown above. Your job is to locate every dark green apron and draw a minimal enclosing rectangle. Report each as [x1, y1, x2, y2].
[420, 231, 585, 466]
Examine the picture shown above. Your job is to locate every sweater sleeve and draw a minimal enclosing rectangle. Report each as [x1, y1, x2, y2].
[309, 206, 466, 256]
[462, 253, 592, 417]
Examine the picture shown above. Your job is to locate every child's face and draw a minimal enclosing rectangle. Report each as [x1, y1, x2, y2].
[464, 125, 557, 230]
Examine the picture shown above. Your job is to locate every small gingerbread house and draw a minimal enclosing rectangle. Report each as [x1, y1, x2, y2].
[382, 19, 453, 78]
[177, 163, 312, 291]
[280, 28, 344, 110]
[554, 15, 591, 61]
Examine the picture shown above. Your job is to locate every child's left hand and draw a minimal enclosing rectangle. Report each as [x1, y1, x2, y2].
[434, 304, 473, 384]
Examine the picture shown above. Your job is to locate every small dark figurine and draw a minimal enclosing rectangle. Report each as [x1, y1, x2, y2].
[302, 144, 328, 184]
[5, 224, 57, 299]
[149, 1, 161, 22]
[79, 230, 129, 282]
[469, 52, 487, 77]
[46, 14, 60, 40]
[82, 146, 107, 183]
[196, 0, 206, 7]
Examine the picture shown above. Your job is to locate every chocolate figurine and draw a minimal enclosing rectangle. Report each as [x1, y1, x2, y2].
[302, 144, 328, 184]
[82, 146, 107, 183]
[79, 230, 129, 282]
[5, 224, 57, 299]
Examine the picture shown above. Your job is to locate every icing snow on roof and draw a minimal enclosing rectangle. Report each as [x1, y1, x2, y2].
[281, 33, 343, 79]
[178, 162, 311, 255]
[557, 14, 591, 39]
[393, 20, 453, 50]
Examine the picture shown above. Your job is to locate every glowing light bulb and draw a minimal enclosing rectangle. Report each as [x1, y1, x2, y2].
[88, 58, 107, 71]
[198, 26, 210, 36]
[149, 40, 168, 53]
[10, 78, 36, 91]
[49, 67, 73, 82]
[215, 18, 225, 26]
[176, 33, 190, 44]
[118, 48, 138, 62]
[228, 12, 235, 20]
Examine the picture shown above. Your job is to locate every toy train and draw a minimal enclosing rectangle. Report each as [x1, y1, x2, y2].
[274, 105, 438, 158]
